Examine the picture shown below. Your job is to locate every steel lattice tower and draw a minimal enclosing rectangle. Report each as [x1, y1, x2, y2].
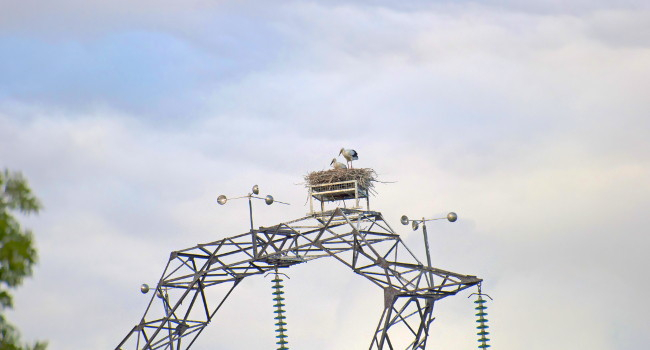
[116, 208, 481, 350]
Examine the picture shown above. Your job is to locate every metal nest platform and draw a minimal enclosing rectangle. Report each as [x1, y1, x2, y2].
[305, 168, 377, 214]
[308, 179, 369, 213]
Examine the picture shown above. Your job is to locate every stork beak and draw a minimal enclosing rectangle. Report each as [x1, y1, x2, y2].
[339, 149, 342, 155]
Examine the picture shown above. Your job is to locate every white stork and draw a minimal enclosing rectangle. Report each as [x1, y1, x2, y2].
[339, 148, 358, 168]
[330, 158, 348, 170]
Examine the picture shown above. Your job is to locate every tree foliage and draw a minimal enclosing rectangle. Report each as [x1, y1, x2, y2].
[0, 169, 47, 350]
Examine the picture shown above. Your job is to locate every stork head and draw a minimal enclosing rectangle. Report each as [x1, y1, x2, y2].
[339, 148, 344, 155]
[331, 158, 337, 165]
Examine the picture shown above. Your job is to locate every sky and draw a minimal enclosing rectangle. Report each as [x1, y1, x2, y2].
[1, 0, 649, 349]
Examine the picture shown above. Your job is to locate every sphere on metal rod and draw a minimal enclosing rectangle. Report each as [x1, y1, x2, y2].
[412, 221, 419, 231]
[252, 185, 260, 195]
[265, 195, 274, 205]
[447, 212, 458, 222]
[400, 215, 409, 225]
[140, 284, 150, 294]
[217, 195, 228, 205]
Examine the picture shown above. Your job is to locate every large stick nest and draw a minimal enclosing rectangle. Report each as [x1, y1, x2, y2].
[304, 168, 378, 194]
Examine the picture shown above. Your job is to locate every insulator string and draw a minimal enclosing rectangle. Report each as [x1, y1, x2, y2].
[474, 295, 490, 349]
[272, 272, 289, 350]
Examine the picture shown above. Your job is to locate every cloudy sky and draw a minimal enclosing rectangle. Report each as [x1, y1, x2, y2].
[1, 0, 649, 349]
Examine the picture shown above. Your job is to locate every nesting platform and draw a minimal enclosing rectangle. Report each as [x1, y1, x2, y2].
[304, 168, 376, 214]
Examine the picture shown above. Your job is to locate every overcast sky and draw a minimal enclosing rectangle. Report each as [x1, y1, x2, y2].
[1, 1, 649, 349]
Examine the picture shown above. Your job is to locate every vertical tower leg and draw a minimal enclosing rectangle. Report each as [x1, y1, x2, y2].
[370, 294, 436, 350]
